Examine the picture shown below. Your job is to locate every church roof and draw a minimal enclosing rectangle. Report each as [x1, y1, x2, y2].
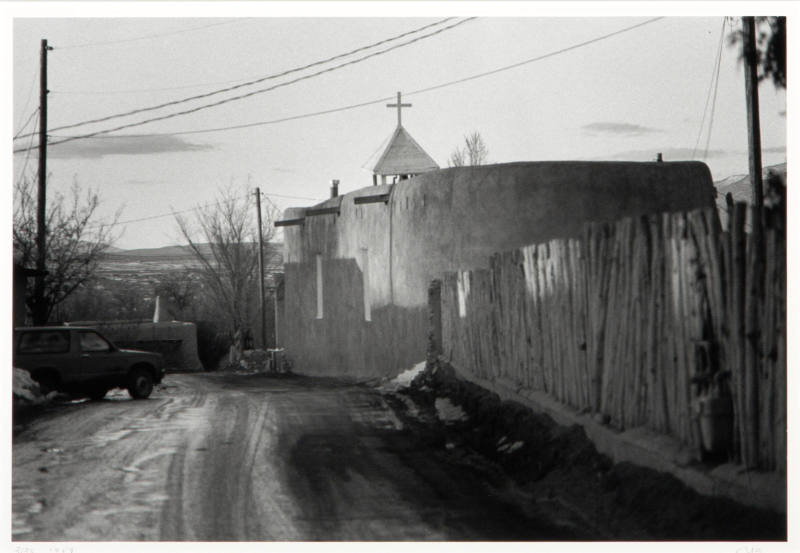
[369, 125, 439, 176]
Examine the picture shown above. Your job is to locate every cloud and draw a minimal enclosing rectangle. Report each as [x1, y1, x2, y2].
[582, 122, 663, 136]
[47, 135, 214, 159]
[270, 167, 297, 174]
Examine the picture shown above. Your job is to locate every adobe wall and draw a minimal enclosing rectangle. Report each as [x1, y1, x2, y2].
[281, 161, 715, 378]
[70, 320, 204, 372]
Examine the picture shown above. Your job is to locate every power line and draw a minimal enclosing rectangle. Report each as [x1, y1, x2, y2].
[702, 26, 725, 161]
[24, 18, 475, 151]
[55, 20, 243, 50]
[361, 130, 393, 170]
[15, 110, 40, 185]
[24, 17, 459, 138]
[404, 17, 664, 98]
[48, 95, 395, 139]
[53, 78, 255, 96]
[259, 191, 321, 202]
[51, 18, 456, 97]
[692, 19, 726, 159]
[87, 190, 322, 230]
[14, 67, 39, 132]
[14, 108, 39, 139]
[43, 16, 664, 143]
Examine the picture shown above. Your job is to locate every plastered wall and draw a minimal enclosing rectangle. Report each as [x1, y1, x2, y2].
[281, 161, 715, 378]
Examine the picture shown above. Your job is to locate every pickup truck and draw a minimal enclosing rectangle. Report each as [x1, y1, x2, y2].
[13, 326, 166, 400]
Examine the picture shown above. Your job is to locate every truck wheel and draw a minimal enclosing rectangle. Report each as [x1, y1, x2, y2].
[33, 371, 58, 395]
[127, 368, 154, 399]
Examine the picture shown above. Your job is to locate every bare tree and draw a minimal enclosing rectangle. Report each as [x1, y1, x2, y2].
[174, 186, 278, 341]
[13, 176, 120, 324]
[109, 282, 151, 321]
[154, 271, 199, 320]
[449, 131, 489, 167]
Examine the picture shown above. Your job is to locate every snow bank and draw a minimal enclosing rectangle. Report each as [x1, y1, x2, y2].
[379, 361, 426, 392]
[13, 369, 45, 405]
[496, 436, 525, 454]
[434, 397, 468, 423]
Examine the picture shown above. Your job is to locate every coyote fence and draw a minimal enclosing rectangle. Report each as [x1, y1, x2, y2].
[439, 205, 785, 472]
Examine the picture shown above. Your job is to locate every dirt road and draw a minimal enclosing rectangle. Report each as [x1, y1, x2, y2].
[12, 372, 582, 541]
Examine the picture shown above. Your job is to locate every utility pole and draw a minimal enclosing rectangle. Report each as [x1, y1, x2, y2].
[254, 187, 267, 348]
[34, 38, 52, 325]
[274, 280, 279, 349]
[742, 16, 764, 469]
[742, 16, 764, 212]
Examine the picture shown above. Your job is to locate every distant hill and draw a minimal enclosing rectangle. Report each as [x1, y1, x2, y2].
[103, 244, 197, 260]
[713, 163, 786, 228]
[94, 241, 283, 296]
[714, 162, 786, 205]
[102, 242, 283, 261]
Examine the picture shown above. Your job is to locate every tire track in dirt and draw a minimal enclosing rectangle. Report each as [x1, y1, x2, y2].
[13, 380, 208, 540]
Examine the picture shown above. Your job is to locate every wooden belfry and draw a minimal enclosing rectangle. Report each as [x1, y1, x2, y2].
[369, 91, 439, 185]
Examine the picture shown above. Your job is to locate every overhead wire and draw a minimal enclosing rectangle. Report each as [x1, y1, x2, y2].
[55, 19, 243, 50]
[702, 49, 724, 161]
[17, 17, 475, 152]
[25, 17, 459, 137]
[692, 18, 726, 160]
[47, 94, 395, 139]
[86, 190, 321, 231]
[404, 17, 664, 98]
[361, 129, 394, 170]
[14, 67, 39, 133]
[52, 18, 456, 96]
[14, 110, 40, 185]
[54, 78, 257, 96]
[701, 19, 728, 161]
[32, 16, 664, 146]
[14, 108, 39, 139]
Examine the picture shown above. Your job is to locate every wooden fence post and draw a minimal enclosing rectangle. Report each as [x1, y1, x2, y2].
[428, 279, 443, 364]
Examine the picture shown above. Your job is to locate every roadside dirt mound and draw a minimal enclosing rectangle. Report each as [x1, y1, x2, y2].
[389, 360, 785, 540]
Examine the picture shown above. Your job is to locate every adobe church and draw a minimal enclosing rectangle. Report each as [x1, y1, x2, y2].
[278, 92, 716, 378]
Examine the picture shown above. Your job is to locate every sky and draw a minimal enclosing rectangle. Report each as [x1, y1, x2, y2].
[7, 3, 791, 250]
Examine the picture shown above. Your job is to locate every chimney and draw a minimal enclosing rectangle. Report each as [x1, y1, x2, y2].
[330, 179, 339, 198]
[656, 152, 663, 162]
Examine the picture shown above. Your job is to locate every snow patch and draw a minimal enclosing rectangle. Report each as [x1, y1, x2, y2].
[434, 397, 468, 423]
[107, 388, 130, 400]
[394, 394, 420, 419]
[13, 369, 44, 405]
[379, 361, 426, 392]
[498, 440, 525, 454]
